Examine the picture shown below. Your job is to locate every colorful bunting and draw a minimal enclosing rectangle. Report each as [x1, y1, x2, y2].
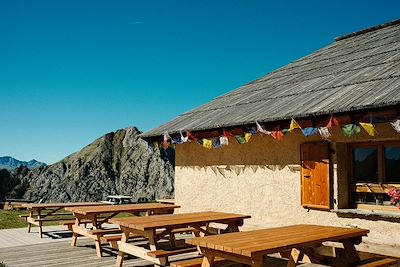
[370, 115, 387, 123]
[235, 135, 247, 144]
[326, 116, 339, 128]
[223, 129, 234, 137]
[256, 121, 271, 135]
[318, 127, 331, 140]
[359, 122, 376, 136]
[391, 119, 400, 133]
[271, 131, 283, 141]
[186, 130, 197, 141]
[302, 127, 318, 137]
[245, 133, 252, 143]
[212, 138, 222, 148]
[180, 130, 189, 143]
[163, 132, 171, 141]
[248, 127, 257, 135]
[342, 124, 361, 137]
[202, 138, 212, 149]
[289, 118, 302, 132]
[220, 136, 229, 145]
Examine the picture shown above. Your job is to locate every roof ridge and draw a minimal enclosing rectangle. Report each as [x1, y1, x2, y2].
[335, 19, 400, 41]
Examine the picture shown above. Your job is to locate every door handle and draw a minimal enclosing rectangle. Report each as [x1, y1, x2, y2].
[304, 175, 311, 178]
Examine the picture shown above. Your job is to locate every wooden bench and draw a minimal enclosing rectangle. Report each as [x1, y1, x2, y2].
[170, 257, 233, 267]
[60, 219, 97, 230]
[147, 247, 198, 258]
[100, 233, 141, 249]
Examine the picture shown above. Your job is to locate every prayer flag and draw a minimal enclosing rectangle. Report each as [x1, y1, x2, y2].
[370, 115, 387, 123]
[186, 131, 196, 141]
[302, 127, 318, 137]
[248, 127, 257, 135]
[289, 118, 302, 132]
[202, 139, 212, 149]
[318, 127, 331, 140]
[245, 133, 252, 142]
[271, 131, 283, 141]
[342, 124, 361, 137]
[223, 129, 234, 137]
[235, 135, 247, 144]
[212, 138, 222, 148]
[256, 121, 271, 135]
[359, 122, 376, 136]
[326, 116, 339, 128]
[163, 132, 171, 141]
[220, 136, 229, 145]
[180, 130, 188, 143]
[391, 119, 400, 133]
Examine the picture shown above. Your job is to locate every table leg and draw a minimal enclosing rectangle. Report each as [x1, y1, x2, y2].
[116, 228, 129, 267]
[27, 210, 33, 233]
[37, 209, 42, 238]
[251, 255, 264, 267]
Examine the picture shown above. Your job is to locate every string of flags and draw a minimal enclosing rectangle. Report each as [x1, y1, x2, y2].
[149, 116, 400, 150]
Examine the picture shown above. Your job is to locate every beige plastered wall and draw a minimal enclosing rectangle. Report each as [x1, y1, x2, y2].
[175, 124, 400, 256]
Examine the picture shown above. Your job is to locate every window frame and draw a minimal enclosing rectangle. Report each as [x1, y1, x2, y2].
[348, 141, 400, 209]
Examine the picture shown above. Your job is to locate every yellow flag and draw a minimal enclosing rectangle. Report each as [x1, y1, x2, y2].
[245, 133, 252, 143]
[289, 118, 302, 132]
[202, 139, 212, 149]
[360, 122, 375, 136]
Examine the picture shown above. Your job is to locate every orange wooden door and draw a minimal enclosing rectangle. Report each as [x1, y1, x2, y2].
[301, 142, 331, 210]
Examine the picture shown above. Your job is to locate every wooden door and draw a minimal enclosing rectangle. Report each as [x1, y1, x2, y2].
[301, 142, 331, 210]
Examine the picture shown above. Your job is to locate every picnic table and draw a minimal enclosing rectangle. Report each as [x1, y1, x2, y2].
[66, 203, 180, 257]
[186, 224, 370, 267]
[109, 211, 251, 267]
[3, 198, 33, 210]
[21, 202, 105, 238]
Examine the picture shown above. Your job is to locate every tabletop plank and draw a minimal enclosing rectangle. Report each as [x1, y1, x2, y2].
[22, 202, 104, 209]
[187, 224, 369, 257]
[109, 211, 251, 231]
[65, 203, 180, 215]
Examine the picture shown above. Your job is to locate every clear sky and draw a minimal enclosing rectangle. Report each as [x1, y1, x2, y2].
[0, 0, 399, 164]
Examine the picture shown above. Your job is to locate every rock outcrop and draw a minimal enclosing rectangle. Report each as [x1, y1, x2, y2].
[15, 127, 174, 202]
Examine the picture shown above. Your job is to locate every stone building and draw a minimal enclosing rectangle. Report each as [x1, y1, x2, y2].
[142, 20, 400, 256]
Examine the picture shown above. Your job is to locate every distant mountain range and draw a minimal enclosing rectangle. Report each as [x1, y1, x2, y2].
[0, 156, 46, 171]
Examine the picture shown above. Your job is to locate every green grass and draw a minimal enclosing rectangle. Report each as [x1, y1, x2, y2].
[0, 210, 29, 229]
[0, 209, 141, 230]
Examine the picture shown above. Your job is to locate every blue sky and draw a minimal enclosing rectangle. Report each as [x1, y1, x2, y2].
[1, 0, 399, 164]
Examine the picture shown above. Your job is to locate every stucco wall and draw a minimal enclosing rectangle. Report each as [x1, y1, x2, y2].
[174, 124, 400, 254]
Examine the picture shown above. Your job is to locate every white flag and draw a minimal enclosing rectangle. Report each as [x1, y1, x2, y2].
[318, 127, 331, 140]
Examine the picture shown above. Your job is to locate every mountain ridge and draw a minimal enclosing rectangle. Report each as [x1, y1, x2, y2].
[0, 156, 46, 171]
[5, 127, 174, 202]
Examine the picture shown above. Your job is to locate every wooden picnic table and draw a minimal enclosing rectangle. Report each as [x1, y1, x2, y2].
[109, 211, 251, 267]
[66, 203, 180, 257]
[21, 202, 105, 238]
[186, 224, 370, 267]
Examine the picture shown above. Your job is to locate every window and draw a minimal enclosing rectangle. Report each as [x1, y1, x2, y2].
[349, 142, 400, 208]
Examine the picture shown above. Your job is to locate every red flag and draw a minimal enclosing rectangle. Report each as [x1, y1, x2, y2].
[326, 116, 339, 128]
[223, 129, 234, 137]
[186, 130, 197, 141]
[271, 131, 283, 142]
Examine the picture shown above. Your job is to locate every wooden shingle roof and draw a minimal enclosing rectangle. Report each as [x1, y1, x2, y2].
[142, 20, 400, 138]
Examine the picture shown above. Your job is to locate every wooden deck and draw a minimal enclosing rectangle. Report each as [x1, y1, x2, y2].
[0, 227, 290, 267]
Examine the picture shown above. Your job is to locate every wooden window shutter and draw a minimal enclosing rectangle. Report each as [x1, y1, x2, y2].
[300, 142, 331, 210]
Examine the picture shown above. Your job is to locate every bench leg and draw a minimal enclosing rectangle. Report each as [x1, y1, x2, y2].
[95, 240, 103, 257]
[116, 250, 125, 267]
[28, 223, 31, 233]
[71, 233, 78, 247]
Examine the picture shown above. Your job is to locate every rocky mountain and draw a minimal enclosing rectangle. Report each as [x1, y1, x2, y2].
[0, 156, 46, 171]
[11, 127, 174, 202]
